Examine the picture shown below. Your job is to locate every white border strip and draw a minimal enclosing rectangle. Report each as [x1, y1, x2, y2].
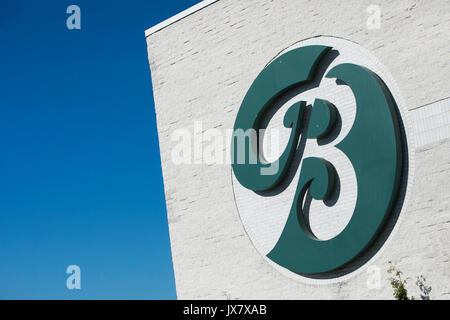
[145, 0, 219, 37]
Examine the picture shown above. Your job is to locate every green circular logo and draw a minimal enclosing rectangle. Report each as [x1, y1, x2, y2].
[231, 43, 404, 275]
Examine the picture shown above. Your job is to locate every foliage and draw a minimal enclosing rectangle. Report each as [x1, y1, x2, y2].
[222, 291, 232, 300]
[387, 262, 411, 300]
[416, 275, 432, 300]
[387, 262, 433, 300]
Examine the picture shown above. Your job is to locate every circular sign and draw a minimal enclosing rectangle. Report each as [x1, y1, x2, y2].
[231, 37, 413, 282]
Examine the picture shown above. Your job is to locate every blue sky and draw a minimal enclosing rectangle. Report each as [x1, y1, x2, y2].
[0, 0, 201, 299]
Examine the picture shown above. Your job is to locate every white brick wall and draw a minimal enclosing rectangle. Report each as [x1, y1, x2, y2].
[411, 99, 450, 147]
[146, 0, 450, 299]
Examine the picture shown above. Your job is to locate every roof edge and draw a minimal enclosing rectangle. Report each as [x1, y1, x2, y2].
[145, 0, 219, 37]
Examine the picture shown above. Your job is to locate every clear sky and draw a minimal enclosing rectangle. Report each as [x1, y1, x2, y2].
[0, 0, 201, 299]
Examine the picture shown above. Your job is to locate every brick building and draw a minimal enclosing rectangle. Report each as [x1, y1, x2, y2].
[146, 0, 450, 299]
